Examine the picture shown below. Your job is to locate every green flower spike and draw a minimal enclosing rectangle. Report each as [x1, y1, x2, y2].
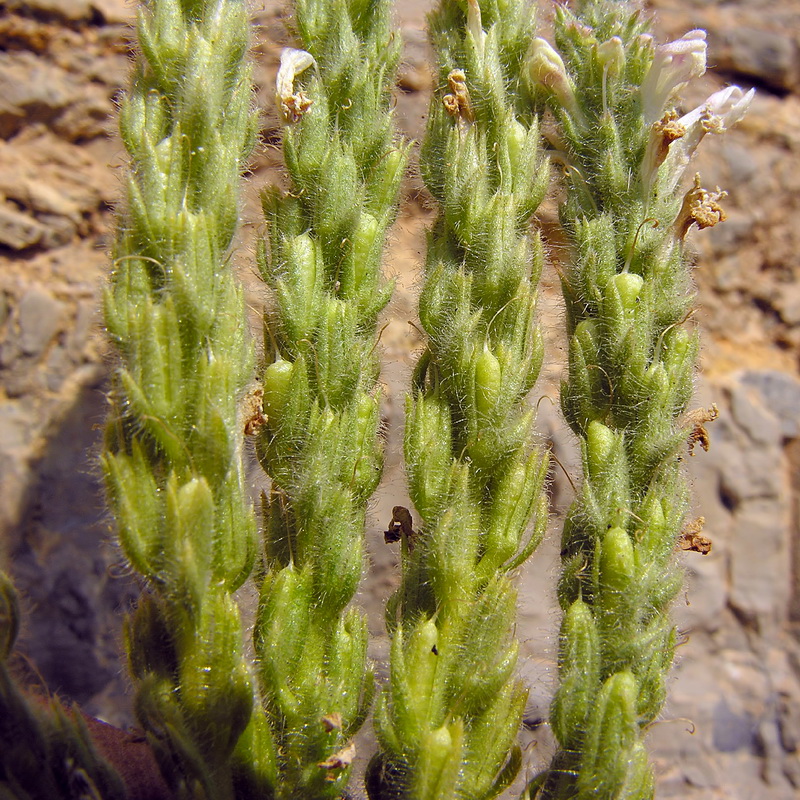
[253, 1, 407, 797]
[524, 2, 753, 797]
[102, 1, 270, 796]
[368, 2, 550, 798]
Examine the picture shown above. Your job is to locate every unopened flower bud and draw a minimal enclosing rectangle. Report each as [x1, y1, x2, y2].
[613, 272, 644, 313]
[504, 119, 528, 176]
[597, 36, 625, 75]
[586, 420, 616, 482]
[526, 38, 578, 115]
[368, 146, 408, 213]
[600, 526, 635, 592]
[262, 358, 294, 421]
[351, 212, 380, 291]
[474, 345, 502, 417]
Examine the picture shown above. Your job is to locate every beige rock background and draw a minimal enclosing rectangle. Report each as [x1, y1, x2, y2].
[1, 0, 799, 797]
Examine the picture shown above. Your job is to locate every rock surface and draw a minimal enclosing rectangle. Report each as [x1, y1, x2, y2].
[1, 1, 799, 798]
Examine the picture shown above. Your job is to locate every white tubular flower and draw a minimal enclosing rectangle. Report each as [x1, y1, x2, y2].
[527, 37, 579, 115]
[276, 47, 315, 122]
[640, 29, 707, 123]
[679, 84, 755, 132]
[660, 85, 755, 193]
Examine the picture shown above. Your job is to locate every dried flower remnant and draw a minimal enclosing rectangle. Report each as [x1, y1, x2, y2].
[687, 403, 720, 455]
[442, 69, 474, 123]
[674, 175, 728, 239]
[383, 505, 416, 550]
[679, 517, 712, 555]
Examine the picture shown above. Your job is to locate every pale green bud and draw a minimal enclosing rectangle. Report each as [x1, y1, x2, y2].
[388, 619, 442, 742]
[599, 527, 635, 592]
[103, 446, 161, 579]
[348, 212, 380, 292]
[165, 475, 215, 613]
[597, 36, 625, 75]
[177, 587, 253, 756]
[612, 272, 644, 314]
[504, 119, 527, 177]
[586, 420, 616, 482]
[255, 566, 313, 697]
[308, 490, 364, 616]
[551, 599, 600, 749]
[474, 345, 502, 418]
[404, 392, 452, 523]
[637, 492, 667, 561]
[562, 319, 608, 433]
[413, 721, 463, 800]
[635, 627, 674, 723]
[479, 451, 547, 579]
[231, 707, 279, 797]
[455, 580, 521, 713]
[577, 671, 641, 798]
[262, 358, 294, 422]
[279, 233, 322, 341]
[367, 146, 408, 216]
[210, 472, 257, 591]
[526, 38, 578, 115]
[429, 465, 480, 612]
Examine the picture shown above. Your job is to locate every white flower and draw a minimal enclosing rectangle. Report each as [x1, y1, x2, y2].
[526, 38, 578, 115]
[276, 47, 315, 122]
[660, 85, 755, 193]
[640, 29, 707, 123]
[678, 85, 755, 132]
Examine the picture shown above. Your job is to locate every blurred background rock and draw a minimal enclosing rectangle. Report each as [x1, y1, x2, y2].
[0, 1, 798, 797]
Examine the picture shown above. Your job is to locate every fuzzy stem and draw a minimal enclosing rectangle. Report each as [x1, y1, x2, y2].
[252, 1, 406, 797]
[367, 3, 550, 798]
[101, 1, 271, 796]
[526, 2, 752, 797]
